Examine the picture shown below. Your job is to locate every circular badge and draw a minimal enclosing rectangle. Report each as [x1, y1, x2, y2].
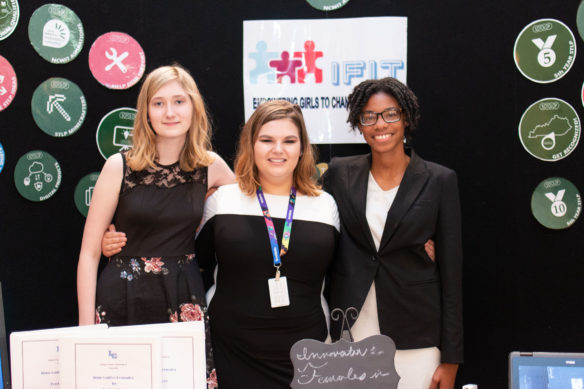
[577, 1, 584, 42]
[74, 172, 99, 216]
[14, 150, 62, 202]
[531, 177, 582, 229]
[96, 107, 137, 159]
[514, 19, 576, 83]
[0, 55, 17, 111]
[0, 142, 5, 174]
[519, 98, 580, 161]
[0, 0, 19, 40]
[31, 78, 87, 137]
[28, 4, 84, 64]
[306, 0, 350, 11]
[88, 32, 146, 90]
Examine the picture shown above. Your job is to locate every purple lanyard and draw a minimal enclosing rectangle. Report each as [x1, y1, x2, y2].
[256, 186, 296, 269]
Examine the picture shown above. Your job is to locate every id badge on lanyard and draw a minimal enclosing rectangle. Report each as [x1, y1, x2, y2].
[256, 186, 296, 308]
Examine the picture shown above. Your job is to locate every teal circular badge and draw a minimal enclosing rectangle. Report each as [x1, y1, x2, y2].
[0, 142, 5, 174]
[531, 177, 582, 229]
[519, 98, 580, 161]
[74, 172, 99, 217]
[28, 4, 84, 64]
[306, 0, 350, 11]
[96, 107, 136, 159]
[0, 0, 19, 40]
[514, 19, 576, 83]
[14, 150, 62, 202]
[31, 78, 87, 137]
[577, 1, 584, 42]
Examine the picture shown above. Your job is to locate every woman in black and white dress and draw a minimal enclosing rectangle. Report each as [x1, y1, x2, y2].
[196, 100, 339, 389]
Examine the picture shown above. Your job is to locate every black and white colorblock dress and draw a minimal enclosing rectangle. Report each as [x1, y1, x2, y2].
[196, 184, 339, 389]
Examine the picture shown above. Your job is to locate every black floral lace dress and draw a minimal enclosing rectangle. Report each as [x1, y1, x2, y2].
[95, 153, 218, 388]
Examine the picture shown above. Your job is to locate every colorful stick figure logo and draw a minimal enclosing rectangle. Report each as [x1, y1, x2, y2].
[514, 19, 576, 83]
[518, 98, 580, 161]
[28, 4, 84, 64]
[89, 32, 146, 90]
[531, 177, 581, 229]
[14, 150, 62, 202]
[249, 40, 324, 85]
[31, 78, 87, 137]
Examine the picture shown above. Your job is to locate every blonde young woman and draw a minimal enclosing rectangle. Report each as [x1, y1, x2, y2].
[77, 65, 234, 385]
[193, 100, 339, 388]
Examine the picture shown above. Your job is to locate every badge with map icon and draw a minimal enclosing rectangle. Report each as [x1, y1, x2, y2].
[518, 98, 580, 161]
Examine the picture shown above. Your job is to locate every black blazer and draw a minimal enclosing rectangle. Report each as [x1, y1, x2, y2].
[322, 150, 463, 363]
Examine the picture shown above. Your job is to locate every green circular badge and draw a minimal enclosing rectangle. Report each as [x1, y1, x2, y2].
[306, 0, 350, 11]
[96, 107, 136, 159]
[531, 177, 582, 229]
[577, 1, 584, 42]
[14, 150, 62, 202]
[74, 172, 99, 217]
[28, 4, 84, 64]
[514, 19, 576, 83]
[31, 78, 87, 137]
[0, 0, 19, 40]
[519, 98, 580, 161]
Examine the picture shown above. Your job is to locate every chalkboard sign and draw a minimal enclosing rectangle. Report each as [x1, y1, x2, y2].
[290, 335, 399, 388]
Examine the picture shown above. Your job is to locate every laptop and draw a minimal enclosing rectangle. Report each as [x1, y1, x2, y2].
[509, 351, 584, 389]
[0, 283, 10, 388]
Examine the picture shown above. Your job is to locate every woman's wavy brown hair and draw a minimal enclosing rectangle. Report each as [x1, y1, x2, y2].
[126, 65, 214, 171]
[234, 100, 319, 196]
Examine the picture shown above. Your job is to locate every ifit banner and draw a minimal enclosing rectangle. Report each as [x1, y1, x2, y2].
[243, 17, 408, 144]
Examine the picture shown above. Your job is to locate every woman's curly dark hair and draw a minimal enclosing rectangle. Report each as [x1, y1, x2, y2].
[347, 78, 420, 144]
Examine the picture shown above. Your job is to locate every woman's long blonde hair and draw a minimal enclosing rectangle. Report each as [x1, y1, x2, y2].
[234, 100, 319, 196]
[126, 65, 214, 171]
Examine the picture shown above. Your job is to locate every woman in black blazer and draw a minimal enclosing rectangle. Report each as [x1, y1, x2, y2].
[323, 78, 463, 389]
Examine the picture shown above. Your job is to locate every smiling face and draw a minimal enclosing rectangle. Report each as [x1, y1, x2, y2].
[253, 118, 302, 193]
[147, 80, 193, 141]
[359, 92, 408, 157]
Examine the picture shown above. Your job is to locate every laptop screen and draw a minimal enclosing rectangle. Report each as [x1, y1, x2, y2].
[509, 351, 584, 389]
[0, 283, 9, 389]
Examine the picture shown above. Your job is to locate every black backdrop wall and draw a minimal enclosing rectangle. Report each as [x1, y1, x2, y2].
[0, 1, 582, 387]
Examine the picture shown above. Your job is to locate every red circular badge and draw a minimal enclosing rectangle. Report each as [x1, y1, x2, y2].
[0, 55, 17, 111]
[88, 32, 146, 90]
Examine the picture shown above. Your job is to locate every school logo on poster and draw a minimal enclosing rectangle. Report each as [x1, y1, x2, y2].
[243, 17, 408, 144]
